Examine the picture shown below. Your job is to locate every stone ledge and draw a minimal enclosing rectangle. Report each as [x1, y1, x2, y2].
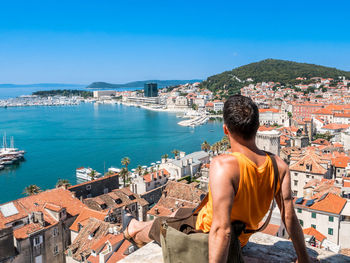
[119, 233, 350, 262]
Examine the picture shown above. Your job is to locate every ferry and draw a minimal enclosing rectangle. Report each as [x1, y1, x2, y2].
[76, 167, 102, 181]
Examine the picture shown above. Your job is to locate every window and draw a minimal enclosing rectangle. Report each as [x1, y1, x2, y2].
[337, 169, 340, 173]
[299, 220, 303, 227]
[53, 245, 59, 255]
[293, 191, 298, 196]
[294, 173, 298, 176]
[104, 188, 108, 194]
[297, 208, 302, 213]
[311, 212, 316, 219]
[53, 227, 58, 237]
[34, 235, 43, 246]
[328, 228, 333, 235]
[87, 194, 92, 198]
[86, 185, 91, 190]
[294, 180, 298, 186]
[329, 216, 334, 222]
[311, 224, 316, 229]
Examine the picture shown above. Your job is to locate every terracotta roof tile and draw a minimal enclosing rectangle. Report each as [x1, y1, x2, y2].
[70, 207, 108, 232]
[303, 227, 326, 242]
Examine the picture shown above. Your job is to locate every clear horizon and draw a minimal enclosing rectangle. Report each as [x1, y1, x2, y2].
[1, 0, 349, 84]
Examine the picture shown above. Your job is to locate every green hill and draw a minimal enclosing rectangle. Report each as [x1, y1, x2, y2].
[86, 79, 202, 89]
[200, 59, 350, 95]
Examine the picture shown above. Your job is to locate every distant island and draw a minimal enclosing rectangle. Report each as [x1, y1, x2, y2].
[86, 80, 202, 89]
[200, 59, 350, 95]
[32, 89, 92, 98]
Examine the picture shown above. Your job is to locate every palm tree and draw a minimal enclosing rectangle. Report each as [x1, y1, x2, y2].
[161, 154, 169, 162]
[201, 141, 211, 152]
[172, 149, 179, 158]
[23, 184, 41, 196]
[211, 142, 219, 155]
[89, 170, 96, 180]
[56, 179, 71, 188]
[121, 157, 131, 171]
[135, 165, 143, 176]
[120, 167, 129, 187]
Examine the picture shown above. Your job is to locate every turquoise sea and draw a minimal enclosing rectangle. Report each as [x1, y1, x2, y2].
[0, 101, 223, 203]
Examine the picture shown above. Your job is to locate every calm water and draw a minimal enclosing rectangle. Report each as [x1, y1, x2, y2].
[0, 103, 223, 203]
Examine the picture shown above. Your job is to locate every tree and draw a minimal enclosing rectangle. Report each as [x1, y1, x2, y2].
[89, 170, 96, 180]
[161, 154, 169, 162]
[192, 103, 198, 110]
[121, 157, 131, 171]
[221, 136, 230, 151]
[172, 149, 180, 158]
[120, 167, 129, 187]
[201, 141, 211, 152]
[56, 179, 71, 188]
[135, 165, 143, 176]
[23, 184, 41, 196]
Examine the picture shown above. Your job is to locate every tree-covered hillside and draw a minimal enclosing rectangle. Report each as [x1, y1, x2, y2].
[33, 89, 92, 98]
[200, 59, 350, 95]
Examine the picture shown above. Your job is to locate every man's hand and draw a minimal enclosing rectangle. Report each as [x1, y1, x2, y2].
[208, 155, 238, 263]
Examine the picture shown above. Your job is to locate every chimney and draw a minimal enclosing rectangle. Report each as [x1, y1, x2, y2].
[151, 172, 154, 181]
[161, 170, 164, 176]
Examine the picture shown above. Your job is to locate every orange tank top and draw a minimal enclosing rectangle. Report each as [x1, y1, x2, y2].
[195, 152, 279, 247]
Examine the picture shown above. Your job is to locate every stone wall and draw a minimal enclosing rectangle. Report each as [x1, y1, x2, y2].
[119, 233, 350, 263]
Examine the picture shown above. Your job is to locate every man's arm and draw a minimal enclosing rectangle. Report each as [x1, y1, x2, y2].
[275, 157, 310, 263]
[208, 156, 237, 263]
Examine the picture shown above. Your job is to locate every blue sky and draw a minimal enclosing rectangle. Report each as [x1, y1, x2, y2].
[0, 0, 349, 84]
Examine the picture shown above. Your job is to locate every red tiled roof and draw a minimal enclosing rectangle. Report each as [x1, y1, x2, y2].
[310, 193, 346, 214]
[332, 156, 350, 168]
[303, 227, 326, 242]
[0, 188, 85, 231]
[322, 123, 350, 130]
[259, 108, 280, 113]
[143, 169, 169, 183]
[261, 224, 279, 236]
[70, 207, 108, 232]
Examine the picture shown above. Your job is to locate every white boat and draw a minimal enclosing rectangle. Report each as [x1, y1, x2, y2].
[0, 164, 4, 170]
[76, 167, 102, 181]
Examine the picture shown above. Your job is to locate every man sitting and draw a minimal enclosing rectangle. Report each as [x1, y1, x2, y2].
[123, 95, 311, 263]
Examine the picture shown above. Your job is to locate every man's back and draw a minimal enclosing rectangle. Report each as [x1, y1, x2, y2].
[196, 150, 278, 246]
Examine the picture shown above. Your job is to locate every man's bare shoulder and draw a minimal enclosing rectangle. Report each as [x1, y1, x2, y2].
[210, 154, 239, 178]
[273, 155, 289, 178]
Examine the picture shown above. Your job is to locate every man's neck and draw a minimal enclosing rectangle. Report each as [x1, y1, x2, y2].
[228, 135, 260, 154]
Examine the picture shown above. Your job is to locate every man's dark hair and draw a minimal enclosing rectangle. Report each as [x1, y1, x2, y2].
[223, 95, 259, 140]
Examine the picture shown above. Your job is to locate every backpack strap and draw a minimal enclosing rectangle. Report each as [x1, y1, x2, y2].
[244, 151, 279, 234]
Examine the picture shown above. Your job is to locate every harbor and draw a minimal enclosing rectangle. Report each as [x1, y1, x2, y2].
[0, 95, 85, 108]
[178, 115, 209, 127]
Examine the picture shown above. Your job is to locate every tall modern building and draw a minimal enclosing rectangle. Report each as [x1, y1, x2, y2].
[144, 83, 158, 97]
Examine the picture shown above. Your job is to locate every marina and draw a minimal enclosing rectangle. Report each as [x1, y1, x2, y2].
[0, 95, 84, 108]
[0, 134, 25, 169]
[178, 115, 209, 127]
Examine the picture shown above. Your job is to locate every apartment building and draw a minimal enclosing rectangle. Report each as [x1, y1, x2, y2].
[0, 188, 86, 263]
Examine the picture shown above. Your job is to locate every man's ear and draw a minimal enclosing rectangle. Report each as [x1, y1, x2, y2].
[223, 124, 229, 135]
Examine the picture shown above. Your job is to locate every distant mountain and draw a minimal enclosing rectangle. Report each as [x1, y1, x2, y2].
[200, 59, 350, 95]
[86, 80, 202, 89]
[0, 83, 85, 88]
